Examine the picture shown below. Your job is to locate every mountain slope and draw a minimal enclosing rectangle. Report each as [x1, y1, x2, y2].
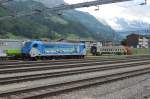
[63, 10, 117, 40]
[115, 18, 150, 37]
[34, 0, 65, 7]
[0, 0, 118, 41]
[115, 18, 150, 31]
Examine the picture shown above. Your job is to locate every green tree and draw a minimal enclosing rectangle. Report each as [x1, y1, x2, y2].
[121, 38, 127, 46]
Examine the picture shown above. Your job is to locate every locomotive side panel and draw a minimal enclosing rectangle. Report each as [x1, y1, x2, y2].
[22, 41, 86, 59]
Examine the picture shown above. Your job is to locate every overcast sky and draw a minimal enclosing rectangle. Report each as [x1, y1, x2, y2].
[64, 0, 150, 30]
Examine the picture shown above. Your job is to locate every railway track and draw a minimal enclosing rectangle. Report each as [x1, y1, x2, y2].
[0, 58, 150, 74]
[0, 63, 150, 99]
[0, 56, 150, 99]
[1, 55, 150, 65]
[1, 56, 150, 69]
[0, 60, 150, 85]
[0, 57, 150, 99]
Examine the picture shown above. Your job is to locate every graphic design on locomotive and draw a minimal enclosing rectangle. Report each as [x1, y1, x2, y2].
[0, 39, 86, 60]
[22, 41, 86, 59]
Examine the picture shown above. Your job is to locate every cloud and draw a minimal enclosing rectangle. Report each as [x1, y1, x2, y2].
[64, 0, 150, 30]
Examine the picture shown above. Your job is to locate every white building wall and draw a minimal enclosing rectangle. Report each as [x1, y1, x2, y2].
[138, 37, 149, 48]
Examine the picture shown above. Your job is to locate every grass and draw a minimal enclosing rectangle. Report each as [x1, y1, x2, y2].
[132, 48, 149, 55]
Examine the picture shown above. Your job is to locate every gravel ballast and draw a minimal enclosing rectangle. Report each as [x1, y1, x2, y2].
[43, 73, 150, 99]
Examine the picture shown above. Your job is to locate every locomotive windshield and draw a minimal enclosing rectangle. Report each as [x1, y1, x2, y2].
[23, 42, 31, 47]
[33, 44, 38, 48]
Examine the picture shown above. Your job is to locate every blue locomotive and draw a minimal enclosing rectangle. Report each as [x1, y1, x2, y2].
[22, 41, 86, 59]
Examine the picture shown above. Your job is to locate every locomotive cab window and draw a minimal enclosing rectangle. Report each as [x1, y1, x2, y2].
[33, 44, 38, 48]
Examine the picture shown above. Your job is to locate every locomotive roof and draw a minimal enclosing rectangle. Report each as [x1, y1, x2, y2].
[43, 41, 84, 44]
[26, 40, 85, 45]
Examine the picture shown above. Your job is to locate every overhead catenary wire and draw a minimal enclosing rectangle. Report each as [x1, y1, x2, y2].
[116, 0, 147, 8]
[0, 0, 13, 4]
[0, 0, 133, 20]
